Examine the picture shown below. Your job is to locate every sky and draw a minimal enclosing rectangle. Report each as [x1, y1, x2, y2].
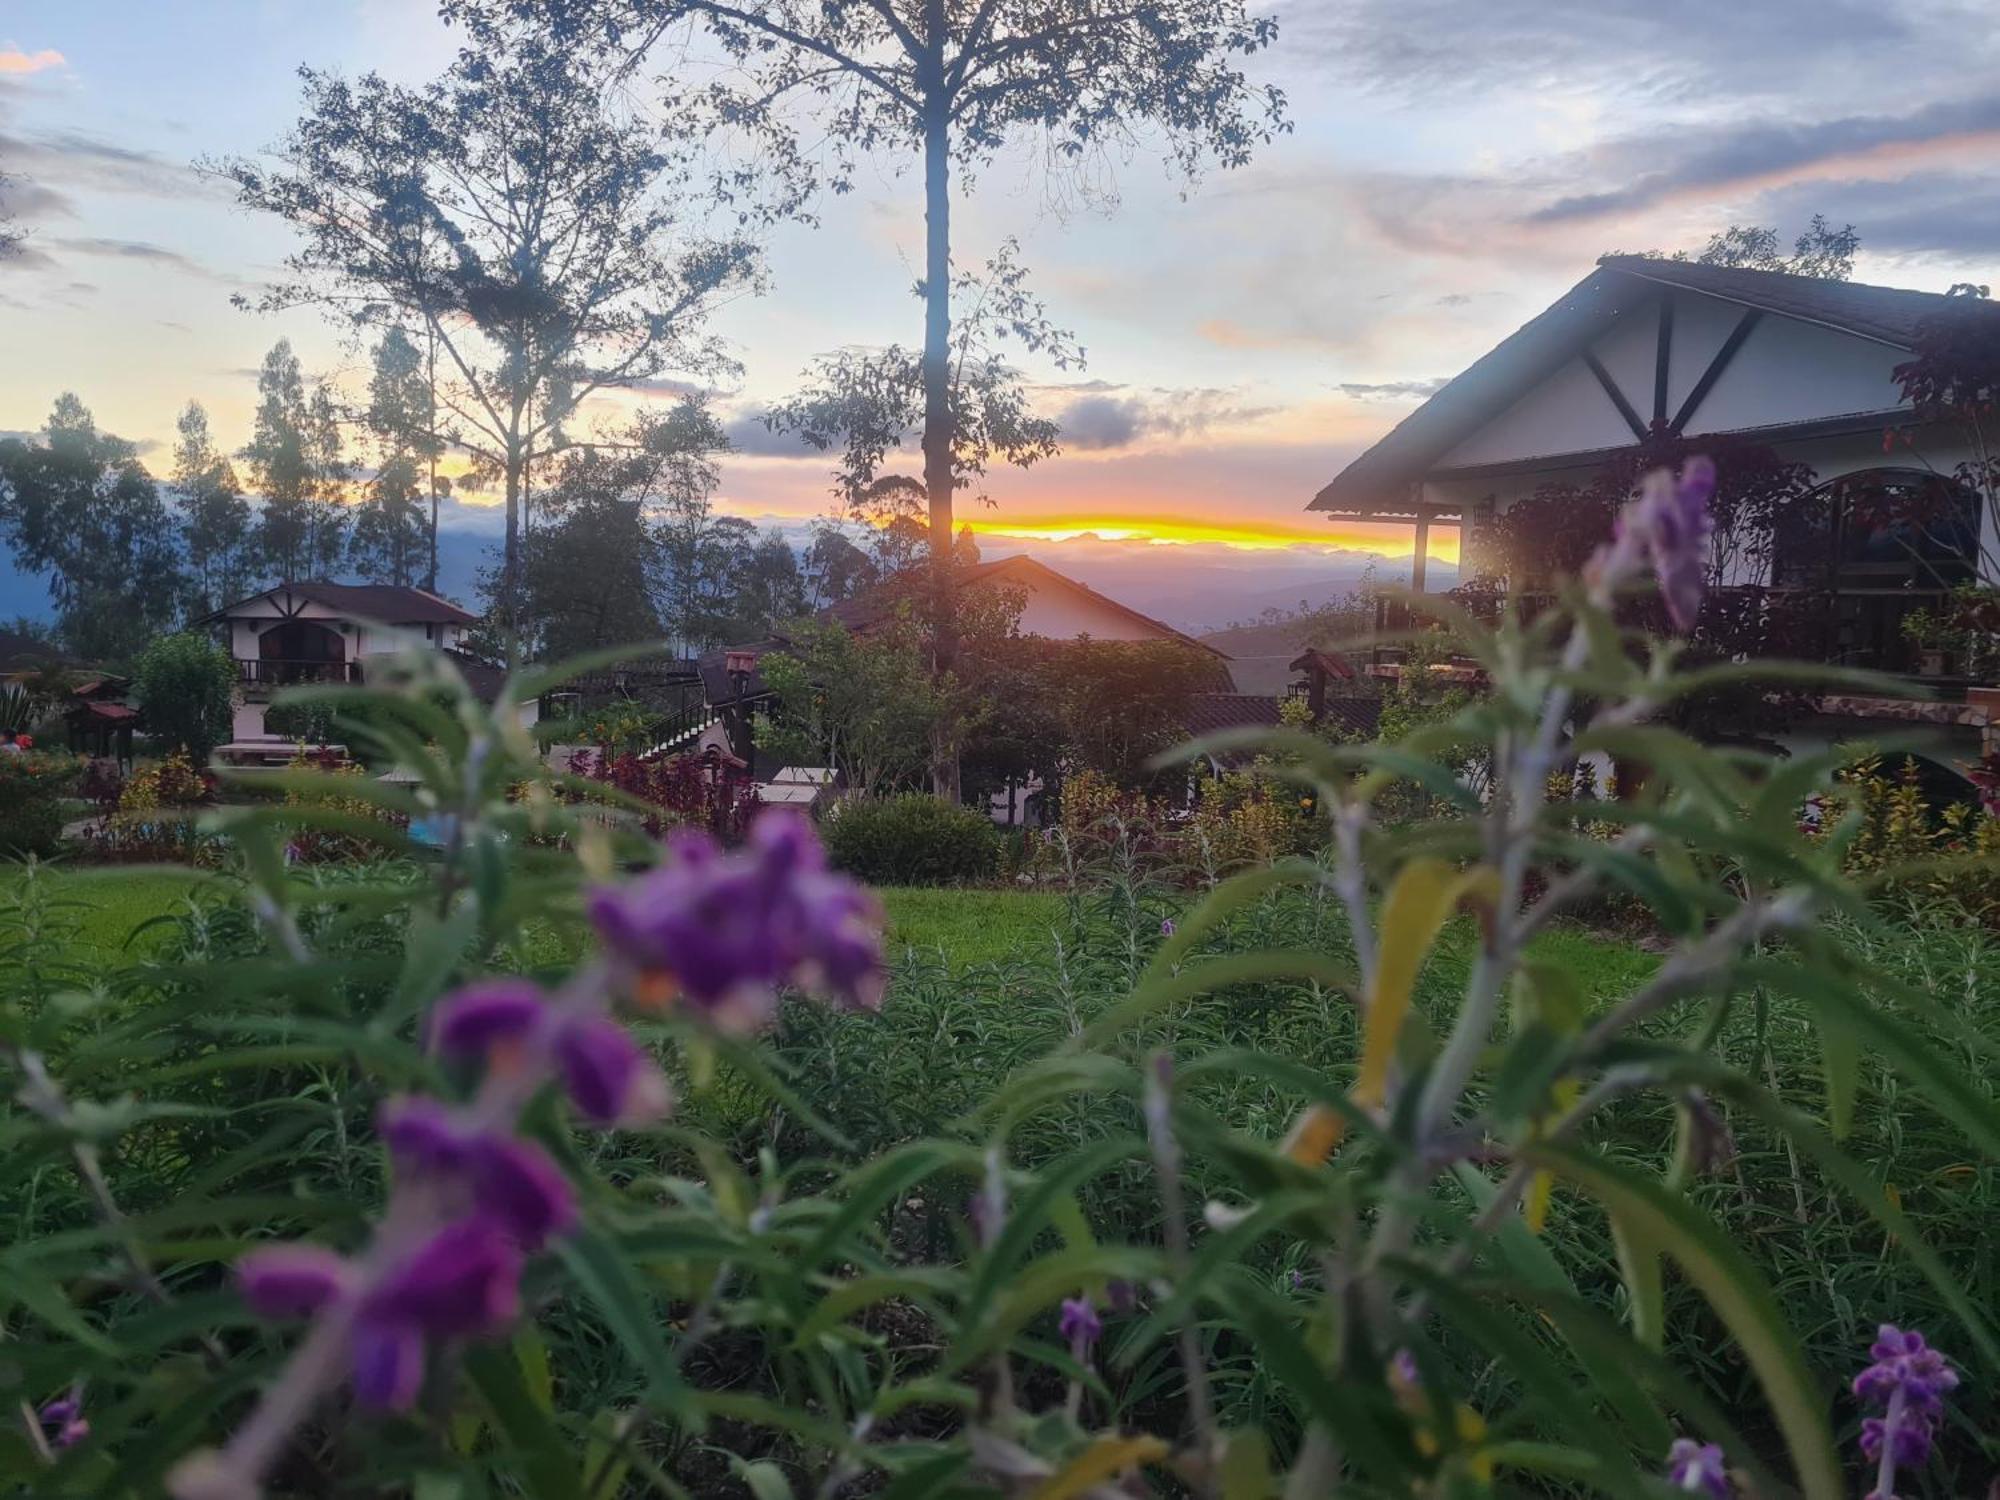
[3, 0, 1999, 623]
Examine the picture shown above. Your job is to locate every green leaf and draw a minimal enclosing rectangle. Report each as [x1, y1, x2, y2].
[556, 1230, 687, 1408]
[799, 1139, 977, 1273]
[1527, 1143, 1840, 1500]
[464, 1341, 584, 1500]
[1607, 1206, 1663, 1351]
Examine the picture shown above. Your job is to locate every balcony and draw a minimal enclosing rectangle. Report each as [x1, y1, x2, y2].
[236, 658, 362, 696]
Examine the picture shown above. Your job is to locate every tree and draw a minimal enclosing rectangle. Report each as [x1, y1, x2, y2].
[350, 329, 435, 586]
[1891, 286, 2000, 582]
[451, 0, 1286, 769]
[757, 615, 944, 796]
[245, 341, 348, 581]
[0, 170, 23, 262]
[132, 631, 237, 763]
[1617, 215, 1859, 280]
[735, 531, 808, 637]
[223, 38, 758, 664]
[0, 395, 185, 664]
[802, 523, 878, 608]
[172, 401, 255, 612]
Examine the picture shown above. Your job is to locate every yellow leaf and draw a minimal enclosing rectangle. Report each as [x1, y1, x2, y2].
[1027, 1435, 1171, 1500]
[1357, 859, 1498, 1109]
[1523, 1169, 1553, 1234]
[1281, 1102, 1347, 1166]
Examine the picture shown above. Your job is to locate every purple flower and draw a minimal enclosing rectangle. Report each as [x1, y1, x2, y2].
[237, 1245, 351, 1320]
[1059, 1296, 1102, 1355]
[365, 1217, 522, 1341]
[350, 1318, 427, 1412]
[557, 1016, 672, 1126]
[1160, 918, 1176, 938]
[1851, 1323, 1958, 1481]
[1665, 1438, 1729, 1498]
[1853, 1324, 1959, 1415]
[468, 1135, 577, 1251]
[1389, 1348, 1420, 1391]
[1617, 459, 1716, 632]
[39, 1395, 88, 1449]
[431, 980, 550, 1060]
[380, 1095, 473, 1173]
[587, 812, 883, 1031]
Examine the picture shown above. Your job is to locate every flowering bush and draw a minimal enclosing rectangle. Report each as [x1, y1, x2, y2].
[564, 745, 761, 842]
[1811, 752, 2000, 924]
[6, 474, 1999, 1499]
[0, 746, 82, 856]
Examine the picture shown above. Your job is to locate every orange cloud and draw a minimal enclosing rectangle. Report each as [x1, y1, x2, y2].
[0, 46, 66, 74]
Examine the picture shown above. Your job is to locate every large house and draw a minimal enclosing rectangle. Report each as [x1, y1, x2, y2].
[1314, 256, 2000, 762]
[200, 582, 536, 751]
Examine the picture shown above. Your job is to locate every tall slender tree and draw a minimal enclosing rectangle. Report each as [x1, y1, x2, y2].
[451, 0, 1286, 783]
[222, 36, 758, 662]
[350, 328, 436, 586]
[172, 400, 255, 612]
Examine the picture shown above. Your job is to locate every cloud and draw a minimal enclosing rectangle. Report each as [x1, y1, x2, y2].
[0, 46, 64, 76]
[1755, 170, 2000, 259]
[1281, 0, 1944, 109]
[1527, 94, 2000, 223]
[1054, 387, 1278, 451]
[1334, 378, 1449, 401]
[721, 408, 824, 458]
[47, 236, 237, 283]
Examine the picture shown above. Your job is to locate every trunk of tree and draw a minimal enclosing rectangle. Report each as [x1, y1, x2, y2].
[425, 329, 441, 594]
[502, 418, 524, 670]
[919, 24, 959, 803]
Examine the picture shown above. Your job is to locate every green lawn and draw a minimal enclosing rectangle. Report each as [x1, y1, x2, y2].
[4, 865, 1071, 974]
[4, 864, 1654, 993]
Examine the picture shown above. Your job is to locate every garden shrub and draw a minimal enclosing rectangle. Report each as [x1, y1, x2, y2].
[563, 745, 760, 841]
[821, 791, 1001, 884]
[6, 461, 2000, 1500]
[0, 748, 81, 856]
[1812, 752, 2000, 924]
[131, 631, 236, 764]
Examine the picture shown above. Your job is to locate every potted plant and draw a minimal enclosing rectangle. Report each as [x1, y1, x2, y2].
[1901, 606, 1956, 676]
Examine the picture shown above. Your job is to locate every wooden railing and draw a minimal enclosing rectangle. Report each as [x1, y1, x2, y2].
[236, 658, 362, 688]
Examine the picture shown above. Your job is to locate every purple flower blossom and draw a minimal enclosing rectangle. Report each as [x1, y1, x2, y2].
[1616, 459, 1716, 632]
[1665, 1438, 1729, 1498]
[365, 1217, 522, 1341]
[587, 812, 883, 1032]
[431, 979, 550, 1059]
[557, 1016, 672, 1126]
[1160, 918, 1176, 938]
[468, 1136, 577, 1251]
[1851, 1323, 1958, 1485]
[38, 1395, 87, 1450]
[379, 1095, 473, 1173]
[1853, 1324, 1959, 1415]
[350, 1318, 426, 1412]
[1388, 1348, 1420, 1391]
[237, 1245, 351, 1320]
[1059, 1296, 1102, 1356]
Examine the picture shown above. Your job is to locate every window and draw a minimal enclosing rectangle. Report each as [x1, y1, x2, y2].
[1772, 467, 1979, 591]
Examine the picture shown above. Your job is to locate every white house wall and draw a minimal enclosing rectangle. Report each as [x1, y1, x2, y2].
[1010, 577, 1171, 641]
[1684, 314, 1906, 435]
[1437, 351, 1640, 467]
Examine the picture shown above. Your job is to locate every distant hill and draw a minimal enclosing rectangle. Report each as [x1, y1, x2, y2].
[1202, 616, 1357, 695]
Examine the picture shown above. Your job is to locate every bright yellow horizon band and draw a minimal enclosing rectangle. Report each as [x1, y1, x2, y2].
[959, 514, 1462, 562]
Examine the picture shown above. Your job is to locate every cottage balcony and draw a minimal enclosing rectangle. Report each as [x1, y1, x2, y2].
[235, 657, 362, 697]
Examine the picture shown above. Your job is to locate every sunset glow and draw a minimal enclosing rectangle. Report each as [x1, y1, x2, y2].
[963, 514, 1463, 563]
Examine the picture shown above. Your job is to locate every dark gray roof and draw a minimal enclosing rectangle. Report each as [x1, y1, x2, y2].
[1598, 256, 1962, 348]
[0, 628, 72, 675]
[201, 581, 480, 628]
[1312, 257, 1971, 516]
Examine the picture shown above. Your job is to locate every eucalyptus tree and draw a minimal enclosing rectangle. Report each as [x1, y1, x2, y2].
[351, 328, 438, 588]
[172, 400, 255, 612]
[221, 36, 759, 661]
[448, 0, 1287, 682]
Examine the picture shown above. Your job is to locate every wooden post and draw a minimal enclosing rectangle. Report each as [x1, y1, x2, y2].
[1411, 511, 1430, 595]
